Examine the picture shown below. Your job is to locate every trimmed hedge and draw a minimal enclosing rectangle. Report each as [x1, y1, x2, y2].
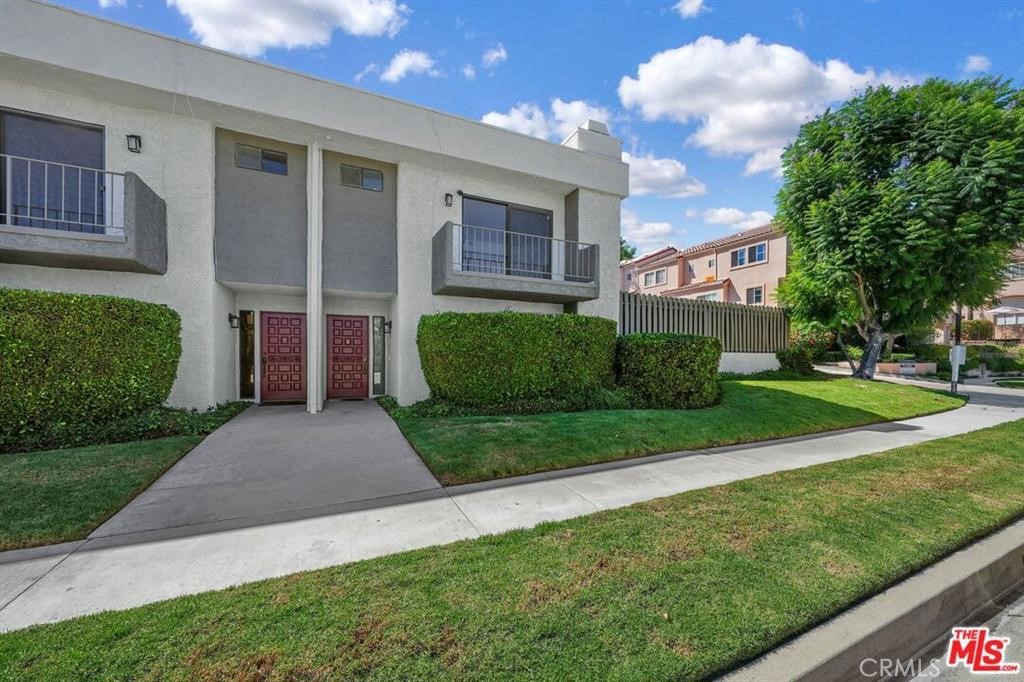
[0, 289, 182, 445]
[616, 333, 722, 409]
[775, 345, 815, 375]
[417, 311, 616, 407]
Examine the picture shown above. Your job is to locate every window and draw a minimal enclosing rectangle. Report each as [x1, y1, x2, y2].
[996, 314, 1024, 326]
[461, 196, 553, 279]
[625, 272, 633, 281]
[695, 292, 719, 301]
[746, 286, 764, 305]
[340, 164, 384, 191]
[235, 144, 287, 175]
[730, 242, 767, 268]
[1, 108, 106, 233]
[643, 269, 667, 287]
[708, 258, 714, 268]
[1007, 263, 1024, 280]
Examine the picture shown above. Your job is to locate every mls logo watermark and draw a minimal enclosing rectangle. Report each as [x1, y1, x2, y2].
[945, 626, 1021, 675]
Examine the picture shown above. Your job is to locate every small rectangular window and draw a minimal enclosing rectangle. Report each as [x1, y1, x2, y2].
[340, 164, 384, 191]
[708, 258, 714, 268]
[746, 286, 764, 305]
[235, 143, 288, 175]
[731, 248, 746, 267]
[656, 269, 666, 284]
[748, 243, 767, 263]
[644, 272, 655, 287]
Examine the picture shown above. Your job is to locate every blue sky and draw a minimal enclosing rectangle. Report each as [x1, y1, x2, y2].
[63, 0, 1024, 254]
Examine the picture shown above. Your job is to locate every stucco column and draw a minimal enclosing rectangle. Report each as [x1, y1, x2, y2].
[306, 142, 324, 414]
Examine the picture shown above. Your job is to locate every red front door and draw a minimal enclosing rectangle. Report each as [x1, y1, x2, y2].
[260, 311, 306, 402]
[327, 315, 369, 399]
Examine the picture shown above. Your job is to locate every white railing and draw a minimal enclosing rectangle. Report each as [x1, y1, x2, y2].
[0, 153, 125, 236]
[450, 223, 598, 283]
[1007, 262, 1024, 281]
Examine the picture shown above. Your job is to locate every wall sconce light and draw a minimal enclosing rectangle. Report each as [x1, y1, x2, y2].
[384, 320, 392, 335]
[126, 134, 142, 153]
[443, 193, 453, 207]
[227, 313, 240, 329]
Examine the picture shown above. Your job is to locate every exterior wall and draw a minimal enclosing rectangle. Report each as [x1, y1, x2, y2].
[214, 129, 307, 289]
[391, 161, 570, 404]
[631, 259, 680, 295]
[0, 78, 231, 409]
[572, 188, 620, 321]
[710, 234, 787, 304]
[322, 151, 397, 294]
[719, 352, 780, 374]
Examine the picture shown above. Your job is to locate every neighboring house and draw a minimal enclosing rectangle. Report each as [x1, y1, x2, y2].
[936, 248, 1024, 343]
[0, 1, 627, 412]
[620, 225, 788, 305]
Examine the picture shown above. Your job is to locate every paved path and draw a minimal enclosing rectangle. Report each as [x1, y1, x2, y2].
[1, 387, 1021, 633]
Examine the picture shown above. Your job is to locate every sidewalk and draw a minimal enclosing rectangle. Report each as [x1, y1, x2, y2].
[1, 390, 1020, 633]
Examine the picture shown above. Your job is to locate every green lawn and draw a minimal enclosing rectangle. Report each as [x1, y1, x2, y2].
[395, 377, 964, 485]
[2, 419, 1021, 682]
[995, 379, 1024, 389]
[0, 436, 202, 551]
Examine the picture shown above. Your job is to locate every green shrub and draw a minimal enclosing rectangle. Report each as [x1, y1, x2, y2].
[0, 289, 182, 444]
[1, 402, 248, 454]
[379, 388, 634, 419]
[616, 334, 721, 409]
[417, 312, 616, 407]
[962, 319, 994, 341]
[890, 353, 915, 362]
[791, 321, 835, 361]
[775, 346, 815, 375]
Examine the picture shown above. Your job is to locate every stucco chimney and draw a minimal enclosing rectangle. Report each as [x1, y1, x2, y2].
[561, 119, 621, 160]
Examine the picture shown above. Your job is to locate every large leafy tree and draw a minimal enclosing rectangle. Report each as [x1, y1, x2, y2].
[620, 237, 637, 262]
[777, 78, 1024, 378]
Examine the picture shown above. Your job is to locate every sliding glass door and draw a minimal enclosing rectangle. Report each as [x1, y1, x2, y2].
[461, 196, 552, 279]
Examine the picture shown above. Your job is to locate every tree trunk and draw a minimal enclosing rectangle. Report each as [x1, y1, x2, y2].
[855, 327, 886, 379]
[835, 330, 858, 374]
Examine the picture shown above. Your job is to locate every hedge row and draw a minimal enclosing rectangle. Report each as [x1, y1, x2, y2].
[417, 311, 616, 406]
[616, 333, 722, 409]
[0, 288, 182, 443]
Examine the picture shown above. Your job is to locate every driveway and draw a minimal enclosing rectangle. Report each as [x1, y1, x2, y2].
[91, 400, 442, 540]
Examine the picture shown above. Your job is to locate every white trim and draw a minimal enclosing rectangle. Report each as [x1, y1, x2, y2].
[306, 142, 324, 414]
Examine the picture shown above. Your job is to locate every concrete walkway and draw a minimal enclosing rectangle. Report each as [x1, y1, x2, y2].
[1, 386, 1021, 633]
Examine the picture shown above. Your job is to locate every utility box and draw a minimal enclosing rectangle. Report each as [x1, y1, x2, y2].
[949, 345, 967, 367]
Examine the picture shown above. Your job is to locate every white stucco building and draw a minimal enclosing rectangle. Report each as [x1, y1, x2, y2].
[0, 0, 627, 410]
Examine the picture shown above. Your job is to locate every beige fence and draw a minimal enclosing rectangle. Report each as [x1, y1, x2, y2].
[619, 291, 789, 352]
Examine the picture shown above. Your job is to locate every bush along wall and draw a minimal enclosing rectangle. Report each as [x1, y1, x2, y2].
[616, 333, 722, 409]
[417, 311, 616, 408]
[0, 289, 182, 447]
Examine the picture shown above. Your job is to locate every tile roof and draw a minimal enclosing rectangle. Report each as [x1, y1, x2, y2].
[677, 224, 778, 257]
[661, 278, 731, 296]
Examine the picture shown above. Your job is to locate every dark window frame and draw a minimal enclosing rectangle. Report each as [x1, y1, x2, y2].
[234, 143, 288, 176]
[339, 163, 384, 192]
[746, 286, 764, 305]
[460, 194, 554, 279]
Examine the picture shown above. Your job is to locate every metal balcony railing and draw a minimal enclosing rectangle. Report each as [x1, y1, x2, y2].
[450, 223, 598, 283]
[0, 153, 125, 237]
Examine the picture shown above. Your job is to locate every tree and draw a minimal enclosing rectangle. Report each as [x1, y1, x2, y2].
[620, 237, 637, 262]
[777, 78, 1024, 378]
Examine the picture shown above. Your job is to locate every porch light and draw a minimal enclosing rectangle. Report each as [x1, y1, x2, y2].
[227, 313, 240, 329]
[126, 134, 142, 153]
[384, 320, 392, 334]
[444, 192, 453, 207]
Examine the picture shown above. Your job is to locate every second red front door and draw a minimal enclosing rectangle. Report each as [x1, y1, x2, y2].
[327, 315, 369, 399]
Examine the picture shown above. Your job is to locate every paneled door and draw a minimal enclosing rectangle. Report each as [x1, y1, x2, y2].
[327, 315, 369, 399]
[260, 311, 306, 402]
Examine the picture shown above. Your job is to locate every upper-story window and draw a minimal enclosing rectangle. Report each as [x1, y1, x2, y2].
[730, 242, 767, 268]
[1, 107, 107, 233]
[1007, 262, 1024, 280]
[995, 313, 1023, 326]
[235, 143, 287, 175]
[707, 258, 714, 268]
[643, 269, 667, 287]
[340, 164, 384, 192]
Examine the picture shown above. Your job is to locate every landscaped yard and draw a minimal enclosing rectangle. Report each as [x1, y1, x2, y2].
[1, 417, 1021, 681]
[0, 436, 203, 551]
[394, 377, 964, 485]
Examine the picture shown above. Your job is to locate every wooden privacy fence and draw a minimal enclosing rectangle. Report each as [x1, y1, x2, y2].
[620, 291, 789, 352]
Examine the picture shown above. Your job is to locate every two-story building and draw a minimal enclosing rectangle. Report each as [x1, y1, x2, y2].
[936, 248, 1024, 343]
[621, 224, 787, 305]
[0, 0, 627, 412]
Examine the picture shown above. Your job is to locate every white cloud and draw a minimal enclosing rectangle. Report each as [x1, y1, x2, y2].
[623, 152, 706, 198]
[482, 98, 612, 141]
[962, 54, 991, 74]
[674, 0, 706, 19]
[98, 0, 125, 7]
[702, 207, 773, 230]
[167, 0, 409, 57]
[743, 147, 785, 177]
[462, 64, 476, 80]
[618, 35, 914, 174]
[622, 208, 678, 252]
[354, 63, 379, 84]
[482, 43, 508, 68]
[685, 207, 699, 218]
[380, 49, 441, 82]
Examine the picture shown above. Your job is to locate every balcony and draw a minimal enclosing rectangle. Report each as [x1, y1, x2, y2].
[0, 154, 167, 274]
[432, 222, 599, 303]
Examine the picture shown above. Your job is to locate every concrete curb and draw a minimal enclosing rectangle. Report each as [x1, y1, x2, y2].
[720, 518, 1024, 682]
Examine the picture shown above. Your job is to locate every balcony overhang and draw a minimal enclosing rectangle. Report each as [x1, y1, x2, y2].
[432, 222, 599, 304]
[0, 172, 166, 274]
